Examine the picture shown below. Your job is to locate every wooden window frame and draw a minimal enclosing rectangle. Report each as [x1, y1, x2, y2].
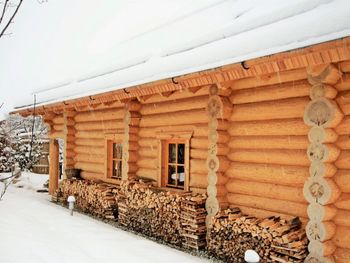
[104, 133, 124, 181]
[157, 131, 192, 192]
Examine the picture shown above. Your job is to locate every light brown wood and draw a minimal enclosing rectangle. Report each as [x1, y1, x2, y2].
[309, 162, 337, 178]
[307, 202, 337, 221]
[74, 107, 125, 122]
[335, 151, 350, 169]
[308, 240, 336, 257]
[333, 226, 350, 249]
[226, 162, 308, 187]
[310, 84, 338, 100]
[74, 146, 104, 155]
[306, 220, 336, 242]
[335, 193, 350, 210]
[228, 149, 310, 166]
[336, 90, 350, 114]
[339, 61, 350, 73]
[307, 143, 340, 163]
[230, 97, 309, 122]
[138, 147, 158, 158]
[229, 135, 309, 150]
[75, 138, 104, 147]
[334, 248, 350, 263]
[308, 127, 338, 144]
[75, 120, 124, 131]
[229, 80, 311, 104]
[304, 98, 344, 128]
[138, 124, 208, 138]
[49, 131, 64, 139]
[74, 162, 104, 174]
[140, 95, 208, 115]
[227, 193, 308, 218]
[52, 116, 64, 124]
[49, 139, 59, 195]
[335, 116, 350, 135]
[228, 118, 308, 136]
[225, 68, 307, 90]
[140, 109, 208, 127]
[226, 179, 305, 203]
[336, 135, 350, 149]
[335, 73, 350, 91]
[307, 64, 342, 85]
[53, 124, 64, 131]
[303, 177, 341, 205]
[135, 168, 158, 181]
[136, 158, 158, 169]
[334, 209, 350, 227]
[334, 170, 350, 193]
[74, 154, 104, 164]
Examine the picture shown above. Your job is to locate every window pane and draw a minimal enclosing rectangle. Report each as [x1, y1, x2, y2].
[178, 144, 185, 164]
[168, 144, 176, 163]
[112, 160, 122, 178]
[113, 143, 122, 159]
[177, 166, 185, 186]
[168, 165, 176, 185]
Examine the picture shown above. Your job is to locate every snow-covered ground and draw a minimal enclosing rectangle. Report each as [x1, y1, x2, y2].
[0, 172, 209, 263]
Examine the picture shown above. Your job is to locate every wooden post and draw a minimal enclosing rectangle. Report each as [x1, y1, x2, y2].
[304, 64, 343, 263]
[49, 139, 59, 195]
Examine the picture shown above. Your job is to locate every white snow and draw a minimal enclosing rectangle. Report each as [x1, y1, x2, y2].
[0, 0, 350, 117]
[0, 172, 209, 263]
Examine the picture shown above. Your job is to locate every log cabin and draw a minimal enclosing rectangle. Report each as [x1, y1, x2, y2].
[12, 4, 350, 261]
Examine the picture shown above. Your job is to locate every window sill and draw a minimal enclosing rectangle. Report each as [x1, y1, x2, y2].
[155, 186, 191, 195]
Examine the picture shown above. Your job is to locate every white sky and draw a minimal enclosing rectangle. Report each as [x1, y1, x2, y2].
[0, 0, 218, 118]
[1, 0, 350, 119]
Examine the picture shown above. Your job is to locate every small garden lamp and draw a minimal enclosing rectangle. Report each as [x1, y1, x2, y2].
[244, 249, 260, 263]
[67, 195, 76, 216]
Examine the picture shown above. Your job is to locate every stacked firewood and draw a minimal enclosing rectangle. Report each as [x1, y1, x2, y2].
[208, 208, 308, 262]
[180, 195, 207, 250]
[53, 179, 119, 220]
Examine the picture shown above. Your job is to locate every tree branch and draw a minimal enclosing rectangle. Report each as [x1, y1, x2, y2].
[0, 0, 8, 25]
[0, 0, 23, 39]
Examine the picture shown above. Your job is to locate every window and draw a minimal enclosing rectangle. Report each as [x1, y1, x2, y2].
[157, 131, 192, 191]
[165, 142, 186, 189]
[107, 141, 122, 179]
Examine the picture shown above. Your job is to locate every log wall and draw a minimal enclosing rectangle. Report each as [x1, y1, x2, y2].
[226, 78, 311, 222]
[137, 90, 211, 192]
[72, 107, 125, 182]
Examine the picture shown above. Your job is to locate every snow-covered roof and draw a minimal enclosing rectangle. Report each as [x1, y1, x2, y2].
[14, 0, 350, 110]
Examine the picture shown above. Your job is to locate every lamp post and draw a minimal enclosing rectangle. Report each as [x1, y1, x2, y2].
[67, 195, 76, 216]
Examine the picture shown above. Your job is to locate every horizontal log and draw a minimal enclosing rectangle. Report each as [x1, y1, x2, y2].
[335, 116, 350, 135]
[75, 138, 104, 147]
[308, 240, 336, 257]
[138, 147, 158, 158]
[336, 135, 350, 149]
[140, 109, 208, 127]
[75, 162, 104, 174]
[136, 158, 158, 169]
[334, 209, 350, 227]
[190, 149, 207, 160]
[53, 124, 64, 131]
[307, 203, 337, 221]
[65, 150, 76, 159]
[336, 90, 350, 115]
[335, 73, 350, 91]
[307, 64, 342, 85]
[75, 120, 124, 131]
[226, 179, 305, 203]
[52, 116, 64, 124]
[191, 138, 208, 149]
[228, 149, 310, 166]
[339, 61, 350, 73]
[189, 173, 207, 188]
[228, 135, 308, 150]
[74, 107, 125, 122]
[307, 143, 340, 163]
[334, 170, 350, 193]
[225, 68, 307, 90]
[138, 138, 158, 148]
[79, 171, 104, 181]
[230, 80, 311, 104]
[308, 128, 338, 144]
[335, 193, 350, 210]
[190, 187, 206, 194]
[135, 168, 157, 181]
[335, 151, 350, 169]
[228, 118, 308, 136]
[303, 177, 341, 205]
[138, 124, 208, 138]
[225, 162, 308, 187]
[191, 158, 229, 174]
[227, 193, 308, 218]
[74, 154, 104, 164]
[230, 97, 309, 122]
[334, 248, 350, 263]
[49, 131, 64, 139]
[140, 95, 208, 115]
[74, 146, 104, 155]
[333, 226, 350, 249]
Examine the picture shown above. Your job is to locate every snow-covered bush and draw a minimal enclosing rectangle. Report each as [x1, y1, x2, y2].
[0, 114, 47, 172]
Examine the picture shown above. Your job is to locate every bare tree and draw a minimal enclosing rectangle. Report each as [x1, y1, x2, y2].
[0, 0, 47, 39]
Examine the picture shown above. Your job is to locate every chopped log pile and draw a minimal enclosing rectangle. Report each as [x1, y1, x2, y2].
[208, 208, 308, 262]
[52, 179, 119, 220]
[180, 195, 207, 250]
[117, 180, 207, 248]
